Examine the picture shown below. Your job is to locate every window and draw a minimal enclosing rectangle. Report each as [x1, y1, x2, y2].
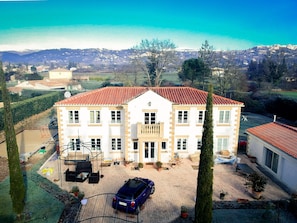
[91, 138, 101, 150]
[111, 111, 121, 123]
[111, 138, 122, 150]
[265, 148, 279, 173]
[144, 113, 156, 124]
[217, 138, 228, 152]
[70, 138, 81, 151]
[69, 111, 79, 123]
[90, 111, 100, 123]
[162, 142, 166, 150]
[133, 141, 138, 150]
[219, 111, 230, 124]
[197, 111, 205, 123]
[177, 138, 187, 150]
[178, 111, 188, 123]
[197, 139, 202, 150]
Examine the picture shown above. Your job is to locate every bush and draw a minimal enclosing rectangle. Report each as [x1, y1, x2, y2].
[248, 172, 267, 192]
[0, 92, 63, 131]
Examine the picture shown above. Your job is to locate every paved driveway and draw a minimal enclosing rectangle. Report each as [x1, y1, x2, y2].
[41, 154, 292, 223]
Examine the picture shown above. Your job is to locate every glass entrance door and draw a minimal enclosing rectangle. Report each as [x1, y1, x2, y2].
[144, 142, 156, 162]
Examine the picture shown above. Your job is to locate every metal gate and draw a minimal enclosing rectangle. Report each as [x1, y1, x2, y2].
[77, 193, 140, 223]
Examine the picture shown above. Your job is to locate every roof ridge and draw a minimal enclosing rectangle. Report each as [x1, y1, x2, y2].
[274, 121, 297, 133]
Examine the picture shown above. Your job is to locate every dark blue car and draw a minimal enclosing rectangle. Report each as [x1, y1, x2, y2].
[112, 177, 155, 214]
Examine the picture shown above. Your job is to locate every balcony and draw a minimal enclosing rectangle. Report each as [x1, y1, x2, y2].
[137, 122, 164, 138]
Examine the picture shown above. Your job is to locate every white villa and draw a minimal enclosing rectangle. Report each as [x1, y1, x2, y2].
[54, 87, 244, 164]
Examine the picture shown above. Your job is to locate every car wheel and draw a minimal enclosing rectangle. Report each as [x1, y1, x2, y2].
[150, 186, 155, 194]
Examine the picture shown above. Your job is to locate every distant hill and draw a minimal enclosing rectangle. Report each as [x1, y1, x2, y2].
[1, 45, 297, 71]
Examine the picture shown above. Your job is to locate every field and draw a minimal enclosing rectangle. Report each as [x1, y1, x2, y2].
[239, 112, 273, 141]
[276, 91, 297, 100]
[75, 71, 181, 86]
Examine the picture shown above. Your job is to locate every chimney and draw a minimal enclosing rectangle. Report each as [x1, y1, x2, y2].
[273, 115, 277, 122]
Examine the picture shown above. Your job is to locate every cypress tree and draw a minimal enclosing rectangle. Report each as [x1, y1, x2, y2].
[0, 62, 26, 218]
[194, 85, 214, 223]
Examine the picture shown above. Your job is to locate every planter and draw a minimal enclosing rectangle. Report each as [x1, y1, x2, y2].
[220, 193, 226, 200]
[156, 161, 162, 171]
[181, 211, 188, 219]
[180, 206, 188, 219]
[248, 172, 267, 199]
[252, 190, 262, 200]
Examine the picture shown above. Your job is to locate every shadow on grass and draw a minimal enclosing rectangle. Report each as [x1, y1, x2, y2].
[0, 145, 79, 223]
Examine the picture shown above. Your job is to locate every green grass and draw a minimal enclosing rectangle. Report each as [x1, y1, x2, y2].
[0, 148, 65, 223]
[75, 72, 181, 87]
[0, 176, 64, 223]
[0, 177, 64, 223]
[239, 112, 273, 140]
[276, 91, 297, 100]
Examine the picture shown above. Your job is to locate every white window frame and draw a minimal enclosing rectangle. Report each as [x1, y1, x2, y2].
[90, 110, 100, 123]
[265, 147, 279, 173]
[91, 138, 101, 151]
[69, 110, 79, 123]
[197, 110, 205, 124]
[217, 137, 228, 152]
[177, 138, 187, 150]
[162, 142, 166, 150]
[177, 111, 188, 124]
[111, 138, 122, 150]
[111, 111, 121, 123]
[219, 110, 230, 124]
[144, 112, 156, 124]
[133, 141, 138, 150]
[197, 138, 202, 150]
[70, 138, 81, 151]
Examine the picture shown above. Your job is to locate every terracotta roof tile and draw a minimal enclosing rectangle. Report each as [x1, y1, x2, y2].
[55, 86, 244, 106]
[247, 122, 297, 159]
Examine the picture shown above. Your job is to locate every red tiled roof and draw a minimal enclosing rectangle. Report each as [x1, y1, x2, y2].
[246, 122, 297, 159]
[55, 87, 244, 106]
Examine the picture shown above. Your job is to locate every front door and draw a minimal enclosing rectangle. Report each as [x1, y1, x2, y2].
[144, 142, 156, 162]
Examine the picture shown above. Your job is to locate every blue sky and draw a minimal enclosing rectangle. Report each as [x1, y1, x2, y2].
[0, 0, 296, 51]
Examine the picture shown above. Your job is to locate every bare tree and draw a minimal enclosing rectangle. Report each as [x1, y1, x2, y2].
[214, 52, 247, 97]
[131, 39, 177, 86]
[198, 40, 216, 89]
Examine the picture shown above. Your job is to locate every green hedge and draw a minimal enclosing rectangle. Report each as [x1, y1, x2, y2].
[0, 92, 63, 131]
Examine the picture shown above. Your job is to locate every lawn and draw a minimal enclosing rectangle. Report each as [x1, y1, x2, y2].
[76, 71, 181, 87]
[275, 91, 297, 100]
[0, 148, 65, 223]
[239, 112, 273, 140]
[0, 176, 64, 223]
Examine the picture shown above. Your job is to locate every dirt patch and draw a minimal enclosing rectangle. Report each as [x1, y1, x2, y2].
[0, 109, 55, 182]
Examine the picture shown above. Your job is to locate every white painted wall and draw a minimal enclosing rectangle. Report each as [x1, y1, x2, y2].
[128, 90, 172, 140]
[57, 91, 242, 164]
[247, 134, 297, 193]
